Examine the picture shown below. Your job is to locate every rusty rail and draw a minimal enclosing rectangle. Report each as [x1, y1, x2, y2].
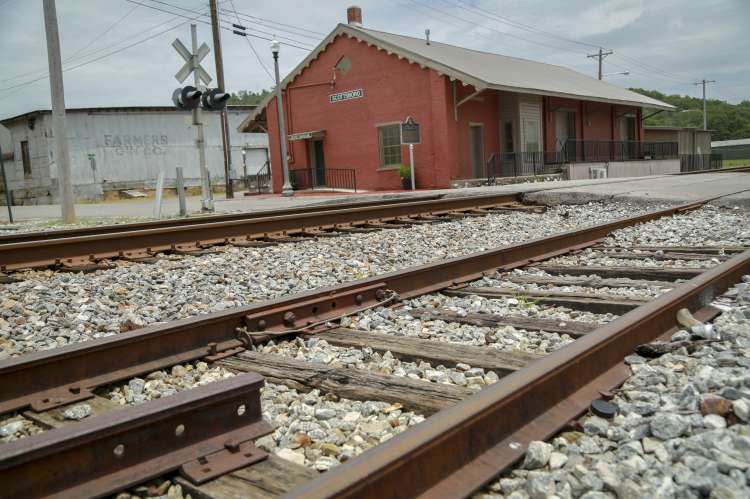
[288, 249, 750, 499]
[0, 193, 443, 245]
[0, 199, 707, 416]
[0, 373, 271, 499]
[0, 192, 521, 270]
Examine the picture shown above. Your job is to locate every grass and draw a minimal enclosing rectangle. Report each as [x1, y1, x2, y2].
[723, 159, 750, 168]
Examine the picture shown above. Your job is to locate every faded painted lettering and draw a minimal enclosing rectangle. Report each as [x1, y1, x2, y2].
[102, 134, 168, 156]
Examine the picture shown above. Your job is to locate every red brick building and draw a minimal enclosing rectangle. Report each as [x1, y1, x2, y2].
[239, 7, 674, 192]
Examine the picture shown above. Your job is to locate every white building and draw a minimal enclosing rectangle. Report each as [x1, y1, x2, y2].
[0, 106, 268, 204]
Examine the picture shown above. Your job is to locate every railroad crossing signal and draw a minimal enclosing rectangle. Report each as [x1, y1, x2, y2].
[172, 37, 212, 85]
[202, 88, 230, 111]
[172, 86, 202, 110]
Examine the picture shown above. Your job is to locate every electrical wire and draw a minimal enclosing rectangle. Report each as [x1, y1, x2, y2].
[227, 0, 274, 81]
[218, 8, 324, 40]
[1, 0, 208, 84]
[124, 0, 315, 49]
[0, 4, 211, 93]
[64, 2, 142, 63]
[447, 0, 701, 85]
[449, 0, 602, 50]
[407, 0, 588, 56]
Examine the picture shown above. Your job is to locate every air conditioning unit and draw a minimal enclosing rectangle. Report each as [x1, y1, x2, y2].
[590, 166, 608, 179]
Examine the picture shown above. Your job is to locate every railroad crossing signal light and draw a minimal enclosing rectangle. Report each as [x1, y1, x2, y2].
[172, 86, 202, 110]
[201, 88, 230, 111]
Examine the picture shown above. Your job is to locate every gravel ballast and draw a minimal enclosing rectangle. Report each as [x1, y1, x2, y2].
[102, 362, 424, 471]
[344, 293, 613, 354]
[476, 276, 750, 499]
[1, 202, 678, 359]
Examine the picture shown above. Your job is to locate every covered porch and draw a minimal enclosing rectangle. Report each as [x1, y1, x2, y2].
[455, 86, 680, 182]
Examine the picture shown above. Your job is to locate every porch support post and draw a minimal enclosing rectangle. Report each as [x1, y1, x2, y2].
[452, 80, 458, 122]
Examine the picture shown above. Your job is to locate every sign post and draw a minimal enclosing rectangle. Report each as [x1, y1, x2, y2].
[401, 116, 421, 191]
[173, 25, 214, 212]
[0, 146, 13, 223]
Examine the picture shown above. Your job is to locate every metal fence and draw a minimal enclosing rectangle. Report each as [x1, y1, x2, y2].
[486, 140, 680, 183]
[244, 161, 271, 194]
[563, 140, 678, 162]
[290, 167, 357, 192]
[486, 152, 563, 182]
[680, 154, 723, 172]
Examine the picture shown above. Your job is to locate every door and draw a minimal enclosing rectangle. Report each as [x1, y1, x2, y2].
[555, 111, 576, 161]
[312, 140, 325, 186]
[470, 125, 484, 178]
[619, 116, 636, 159]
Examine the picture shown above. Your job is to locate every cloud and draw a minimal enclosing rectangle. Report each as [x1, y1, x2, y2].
[0, 0, 747, 121]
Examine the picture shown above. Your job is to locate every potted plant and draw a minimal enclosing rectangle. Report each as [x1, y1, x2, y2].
[399, 164, 412, 190]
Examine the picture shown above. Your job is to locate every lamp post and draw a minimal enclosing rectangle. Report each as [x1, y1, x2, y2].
[271, 39, 294, 197]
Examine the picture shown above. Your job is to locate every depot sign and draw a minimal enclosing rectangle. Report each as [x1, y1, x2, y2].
[329, 88, 363, 103]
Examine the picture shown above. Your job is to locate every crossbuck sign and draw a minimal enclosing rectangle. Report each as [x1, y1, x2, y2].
[172, 37, 212, 85]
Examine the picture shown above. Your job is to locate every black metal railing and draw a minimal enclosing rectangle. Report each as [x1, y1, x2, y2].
[680, 154, 723, 172]
[486, 152, 564, 183]
[290, 167, 357, 192]
[564, 140, 678, 162]
[245, 161, 271, 194]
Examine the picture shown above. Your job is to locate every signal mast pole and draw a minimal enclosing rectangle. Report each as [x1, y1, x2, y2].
[191, 24, 213, 212]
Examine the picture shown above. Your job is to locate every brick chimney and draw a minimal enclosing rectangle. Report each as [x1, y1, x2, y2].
[347, 6, 362, 27]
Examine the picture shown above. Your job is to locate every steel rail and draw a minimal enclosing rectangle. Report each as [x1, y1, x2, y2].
[0, 192, 521, 270]
[0, 373, 271, 499]
[286, 255, 750, 497]
[1, 166, 744, 249]
[0, 193, 444, 245]
[0, 199, 707, 416]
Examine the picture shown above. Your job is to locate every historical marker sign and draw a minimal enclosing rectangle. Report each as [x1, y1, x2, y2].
[329, 88, 363, 103]
[401, 116, 421, 145]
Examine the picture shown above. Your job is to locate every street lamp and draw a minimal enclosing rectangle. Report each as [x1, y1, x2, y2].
[602, 71, 630, 79]
[271, 38, 294, 197]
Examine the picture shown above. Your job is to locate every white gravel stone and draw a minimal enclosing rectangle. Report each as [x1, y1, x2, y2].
[63, 403, 92, 420]
[254, 337, 497, 392]
[344, 293, 611, 355]
[477, 274, 750, 499]
[1, 202, 672, 358]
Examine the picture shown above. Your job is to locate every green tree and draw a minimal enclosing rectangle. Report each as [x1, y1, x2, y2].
[631, 88, 750, 141]
[228, 89, 272, 105]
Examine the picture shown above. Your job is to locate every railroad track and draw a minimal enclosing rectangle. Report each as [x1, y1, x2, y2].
[0, 192, 541, 273]
[0, 195, 748, 498]
[3, 164, 747, 274]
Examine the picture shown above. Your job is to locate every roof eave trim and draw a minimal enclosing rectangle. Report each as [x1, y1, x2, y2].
[486, 83, 675, 111]
[238, 24, 489, 132]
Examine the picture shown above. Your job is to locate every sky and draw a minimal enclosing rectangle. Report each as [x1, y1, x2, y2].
[0, 0, 748, 120]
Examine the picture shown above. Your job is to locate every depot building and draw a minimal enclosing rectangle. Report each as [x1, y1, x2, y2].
[239, 7, 674, 193]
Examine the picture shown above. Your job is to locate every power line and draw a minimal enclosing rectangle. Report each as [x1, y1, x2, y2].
[448, 0, 601, 50]
[219, 8, 324, 40]
[0, 6, 208, 93]
[64, 2, 141, 63]
[216, 2, 325, 37]
[442, 0, 700, 86]
[1, 1, 207, 84]
[124, 0, 315, 49]
[227, 0, 274, 81]
[406, 0, 588, 57]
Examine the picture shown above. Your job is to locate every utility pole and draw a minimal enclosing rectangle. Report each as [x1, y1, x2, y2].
[42, 0, 76, 223]
[208, 0, 233, 198]
[694, 79, 716, 130]
[587, 47, 614, 80]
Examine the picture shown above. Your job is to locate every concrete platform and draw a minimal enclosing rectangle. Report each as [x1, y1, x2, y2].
[1, 171, 748, 223]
